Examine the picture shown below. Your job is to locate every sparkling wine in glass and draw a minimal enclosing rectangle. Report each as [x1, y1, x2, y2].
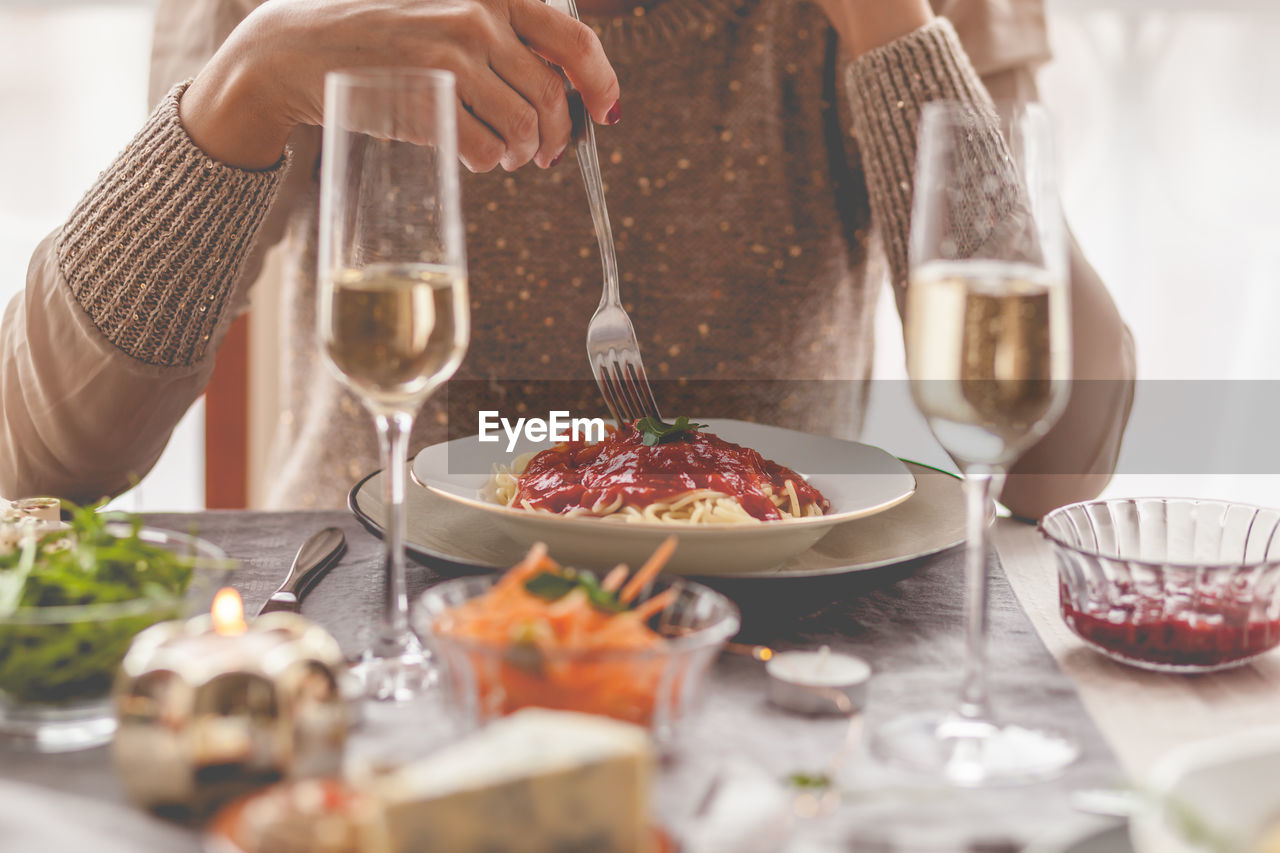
[318, 69, 469, 701]
[871, 101, 1078, 785]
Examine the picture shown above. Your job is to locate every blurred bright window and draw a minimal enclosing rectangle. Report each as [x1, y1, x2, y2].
[868, 0, 1280, 506]
[0, 0, 202, 511]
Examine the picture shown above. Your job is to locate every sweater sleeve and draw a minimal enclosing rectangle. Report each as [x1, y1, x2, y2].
[149, 0, 317, 330]
[0, 83, 287, 503]
[845, 17, 991, 307]
[843, 19, 1137, 516]
[58, 82, 285, 367]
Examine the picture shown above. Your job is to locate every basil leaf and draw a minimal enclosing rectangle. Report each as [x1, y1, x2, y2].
[635, 415, 708, 446]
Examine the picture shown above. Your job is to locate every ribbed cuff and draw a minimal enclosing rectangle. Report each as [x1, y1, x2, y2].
[846, 17, 994, 286]
[56, 81, 288, 368]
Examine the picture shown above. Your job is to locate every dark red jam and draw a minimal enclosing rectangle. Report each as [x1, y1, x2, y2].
[1060, 580, 1280, 668]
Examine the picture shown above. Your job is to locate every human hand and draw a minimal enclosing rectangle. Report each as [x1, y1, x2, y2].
[181, 0, 620, 172]
[812, 0, 933, 58]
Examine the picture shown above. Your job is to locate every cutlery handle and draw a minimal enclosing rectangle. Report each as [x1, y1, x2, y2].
[567, 91, 620, 306]
[279, 527, 347, 597]
[547, 0, 620, 310]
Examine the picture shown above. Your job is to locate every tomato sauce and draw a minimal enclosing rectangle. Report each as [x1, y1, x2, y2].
[513, 426, 830, 521]
[1061, 581, 1280, 668]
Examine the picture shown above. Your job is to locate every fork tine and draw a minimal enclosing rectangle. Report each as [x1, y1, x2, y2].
[610, 361, 643, 423]
[605, 362, 632, 423]
[595, 361, 625, 423]
[606, 361, 631, 423]
[626, 362, 661, 419]
[603, 359, 636, 424]
[621, 362, 650, 422]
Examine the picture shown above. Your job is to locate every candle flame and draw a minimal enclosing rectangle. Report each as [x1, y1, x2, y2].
[211, 587, 247, 636]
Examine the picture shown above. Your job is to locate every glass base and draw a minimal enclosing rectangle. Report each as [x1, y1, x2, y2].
[348, 631, 436, 702]
[870, 711, 1079, 787]
[0, 697, 117, 753]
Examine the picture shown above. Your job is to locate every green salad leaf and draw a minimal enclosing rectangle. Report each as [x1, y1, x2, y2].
[0, 501, 202, 615]
[634, 415, 709, 447]
[0, 501, 221, 705]
[0, 536, 37, 617]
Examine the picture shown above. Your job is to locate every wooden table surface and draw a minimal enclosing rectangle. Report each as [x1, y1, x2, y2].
[994, 518, 1280, 780]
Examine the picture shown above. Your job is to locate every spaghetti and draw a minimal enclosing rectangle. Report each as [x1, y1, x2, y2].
[485, 423, 830, 525]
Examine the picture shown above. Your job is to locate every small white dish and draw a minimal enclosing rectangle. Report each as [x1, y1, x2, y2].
[411, 418, 916, 574]
[1130, 727, 1280, 853]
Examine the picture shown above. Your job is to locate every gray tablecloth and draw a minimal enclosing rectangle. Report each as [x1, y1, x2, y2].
[0, 511, 1124, 852]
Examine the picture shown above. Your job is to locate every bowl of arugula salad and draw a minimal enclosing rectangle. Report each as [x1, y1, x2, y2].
[0, 503, 231, 752]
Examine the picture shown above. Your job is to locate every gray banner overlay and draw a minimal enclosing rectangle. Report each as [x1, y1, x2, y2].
[437, 380, 1280, 476]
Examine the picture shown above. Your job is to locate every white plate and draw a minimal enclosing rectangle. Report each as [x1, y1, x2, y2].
[352, 460, 964, 580]
[1130, 727, 1280, 853]
[410, 419, 917, 574]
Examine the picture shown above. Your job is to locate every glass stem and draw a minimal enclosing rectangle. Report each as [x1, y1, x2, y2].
[375, 410, 414, 641]
[956, 465, 1005, 721]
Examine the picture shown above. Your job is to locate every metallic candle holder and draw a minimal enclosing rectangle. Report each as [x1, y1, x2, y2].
[765, 645, 871, 716]
[113, 589, 349, 819]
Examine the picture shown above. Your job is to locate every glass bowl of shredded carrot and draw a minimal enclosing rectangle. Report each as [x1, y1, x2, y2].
[412, 538, 740, 739]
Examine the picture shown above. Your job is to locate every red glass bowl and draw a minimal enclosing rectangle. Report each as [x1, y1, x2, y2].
[1040, 498, 1280, 673]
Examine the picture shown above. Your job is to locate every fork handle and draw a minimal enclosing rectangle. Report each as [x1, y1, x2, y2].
[547, 0, 621, 310]
[567, 93, 621, 307]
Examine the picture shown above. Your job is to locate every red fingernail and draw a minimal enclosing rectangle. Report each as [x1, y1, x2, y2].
[605, 101, 621, 125]
[550, 151, 564, 167]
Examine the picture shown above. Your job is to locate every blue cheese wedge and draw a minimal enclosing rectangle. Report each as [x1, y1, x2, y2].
[375, 709, 653, 853]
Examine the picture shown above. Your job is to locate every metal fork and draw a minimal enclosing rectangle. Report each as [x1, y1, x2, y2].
[555, 0, 661, 424]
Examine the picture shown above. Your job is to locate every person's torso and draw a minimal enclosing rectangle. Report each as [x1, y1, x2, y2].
[269, 0, 884, 508]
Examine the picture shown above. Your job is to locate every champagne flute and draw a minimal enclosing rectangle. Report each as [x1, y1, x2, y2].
[870, 102, 1078, 784]
[317, 69, 469, 701]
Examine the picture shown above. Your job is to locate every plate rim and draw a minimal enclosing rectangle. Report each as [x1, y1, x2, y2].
[1129, 726, 1280, 853]
[350, 457, 964, 580]
[409, 418, 918, 534]
[349, 465, 496, 576]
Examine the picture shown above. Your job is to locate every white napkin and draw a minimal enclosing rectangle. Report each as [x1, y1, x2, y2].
[680, 759, 795, 853]
[0, 778, 195, 853]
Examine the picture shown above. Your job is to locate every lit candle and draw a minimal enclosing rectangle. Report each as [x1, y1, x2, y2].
[113, 588, 350, 817]
[213, 587, 248, 634]
[765, 645, 871, 716]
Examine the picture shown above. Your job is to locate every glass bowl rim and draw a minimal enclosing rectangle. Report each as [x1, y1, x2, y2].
[413, 573, 742, 663]
[1038, 496, 1280, 572]
[0, 524, 231, 625]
